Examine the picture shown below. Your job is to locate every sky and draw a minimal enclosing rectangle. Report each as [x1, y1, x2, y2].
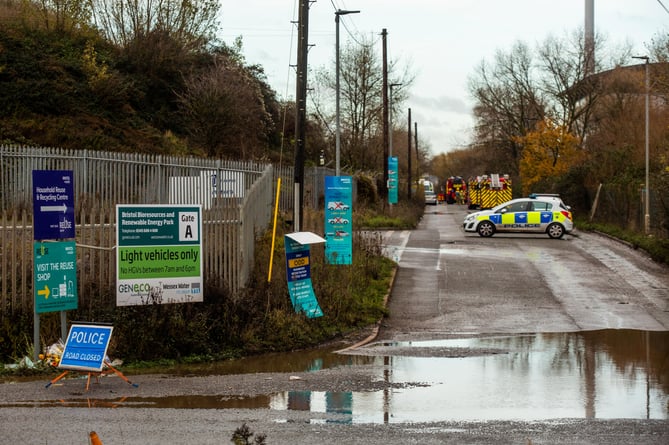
[219, 0, 669, 156]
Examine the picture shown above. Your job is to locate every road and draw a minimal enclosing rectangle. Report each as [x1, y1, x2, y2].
[1, 204, 668, 445]
[377, 204, 669, 342]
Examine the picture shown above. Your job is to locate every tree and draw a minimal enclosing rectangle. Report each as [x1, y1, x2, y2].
[177, 53, 274, 158]
[517, 119, 583, 195]
[35, 0, 92, 32]
[313, 36, 414, 172]
[468, 41, 546, 176]
[537, 30, 606, 142]
[89, 0, 219, 51]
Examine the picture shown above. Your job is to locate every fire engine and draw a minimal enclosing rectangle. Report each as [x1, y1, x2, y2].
[445, 176, 467, 204]
[467, 174, 512, 209]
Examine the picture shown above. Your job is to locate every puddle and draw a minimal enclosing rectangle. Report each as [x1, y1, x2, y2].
[12, 330, 669, 422]
[149, 346, 374, 376]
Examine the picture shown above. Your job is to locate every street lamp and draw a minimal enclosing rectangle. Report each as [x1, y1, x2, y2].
[389, 83, 402, 157]
[633, 55, 650, 233]
[335, 9, 360, 177]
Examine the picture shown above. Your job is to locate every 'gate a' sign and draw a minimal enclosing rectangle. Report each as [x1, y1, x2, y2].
[116, 205, 203, 306]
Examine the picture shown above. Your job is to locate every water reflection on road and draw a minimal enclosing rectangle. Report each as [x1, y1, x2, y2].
[34, 330, 669, 423]
[341, 329, 669, 422]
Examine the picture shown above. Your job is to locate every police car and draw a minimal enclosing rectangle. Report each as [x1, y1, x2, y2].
[463, 194, 573, 239]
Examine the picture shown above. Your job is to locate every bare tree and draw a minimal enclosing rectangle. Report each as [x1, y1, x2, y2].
[313, 36, 414, 172]
[177, 54, 273, 158]
[30, 0, 92, 32]
[468, 41, 546, 175]
[89, 0, 219, 51]
[537, 30, 610, 143]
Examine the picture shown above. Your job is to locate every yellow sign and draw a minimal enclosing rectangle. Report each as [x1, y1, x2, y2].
[288, 257, 309, 268]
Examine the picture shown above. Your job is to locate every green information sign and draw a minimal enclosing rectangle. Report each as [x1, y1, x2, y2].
[33, 241, 78, 313]
[116, 205, 203, 306]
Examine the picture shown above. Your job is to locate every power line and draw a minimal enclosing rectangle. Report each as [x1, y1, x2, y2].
[329, 0, 379, 48]
[657, 0, 669, 15]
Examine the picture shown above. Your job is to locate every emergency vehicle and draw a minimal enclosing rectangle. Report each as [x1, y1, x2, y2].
[463, 194, 573, 239]
[467, 174, 512, 209]
[445, 176, 467, 204]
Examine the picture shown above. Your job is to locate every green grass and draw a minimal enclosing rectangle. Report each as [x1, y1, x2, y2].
[576, 219, 669, 265]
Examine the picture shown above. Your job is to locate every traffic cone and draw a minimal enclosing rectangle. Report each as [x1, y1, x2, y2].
[90, 431, 103, 445]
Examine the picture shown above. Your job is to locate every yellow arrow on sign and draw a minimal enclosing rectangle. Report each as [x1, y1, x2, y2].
[37, 285, 50, 299]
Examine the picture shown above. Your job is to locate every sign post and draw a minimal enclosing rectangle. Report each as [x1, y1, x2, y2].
[116, 204, 203, 306]
[33, 241, 77, 313]
[45, 323, 138, 390]
[32, 170, 75, 240]
[58, 324, 113, 372]
[32, 170, 77, 361]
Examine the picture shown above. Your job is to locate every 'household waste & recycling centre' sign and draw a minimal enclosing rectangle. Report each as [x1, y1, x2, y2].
[116, 205, 203, 306]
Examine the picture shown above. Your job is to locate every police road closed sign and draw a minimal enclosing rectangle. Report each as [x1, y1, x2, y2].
[116, 205, 203, 306]
[59, 324, 113, 372]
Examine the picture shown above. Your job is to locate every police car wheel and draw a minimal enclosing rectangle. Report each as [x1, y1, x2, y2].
[547, 222, 565, 239]
[477, 221, 495, 237]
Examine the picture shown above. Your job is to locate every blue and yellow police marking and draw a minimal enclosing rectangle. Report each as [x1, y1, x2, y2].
[483, 211, 555, 227]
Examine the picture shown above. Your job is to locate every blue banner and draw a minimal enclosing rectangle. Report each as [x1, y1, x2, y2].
[388, 157, 398, 204]
[285, 236, 323, 318]
[324, 176, 353, 264]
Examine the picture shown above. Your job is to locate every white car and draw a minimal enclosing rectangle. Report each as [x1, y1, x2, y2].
[424, 191, 438, 205]
[463, 195, 573, 239]
[327, 201, 349, 211]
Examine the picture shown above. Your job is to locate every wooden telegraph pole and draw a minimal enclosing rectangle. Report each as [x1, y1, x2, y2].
[381, 28, 389, 203]
[293, 0, 309, 231]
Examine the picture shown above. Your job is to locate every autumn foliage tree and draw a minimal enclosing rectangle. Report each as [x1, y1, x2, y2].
[516, 119, 583, 195]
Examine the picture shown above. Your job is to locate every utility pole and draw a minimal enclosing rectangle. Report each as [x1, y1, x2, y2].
[407, 107, 412, 199]
[389, 83, 402, 157]
[335, 9, 360, 177]
[293, 0, 309, 231]
[632, 55, 651, 234]
[414, 122, 419, 179]
[381, 28, 389, 203]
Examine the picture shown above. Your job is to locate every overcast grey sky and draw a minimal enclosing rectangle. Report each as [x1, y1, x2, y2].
[220, 0, 669, 155]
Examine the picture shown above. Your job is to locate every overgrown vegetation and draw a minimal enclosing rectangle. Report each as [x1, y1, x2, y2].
[577, 219, 669, 265]
[0, 0, 289, 159]
[0, 203, 416, 376]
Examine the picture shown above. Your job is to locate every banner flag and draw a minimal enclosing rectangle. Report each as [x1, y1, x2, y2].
[284, 236, 323, 318]
[324, 176, 353, 264]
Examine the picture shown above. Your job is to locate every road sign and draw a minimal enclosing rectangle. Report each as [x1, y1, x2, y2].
[34, 241, 78, 313]
[32, 170, 75, 240]
[116, 205, 203, 306]
[59, 324, 113, 372]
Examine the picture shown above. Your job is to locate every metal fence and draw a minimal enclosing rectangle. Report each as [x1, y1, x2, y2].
[587, 182, 667, 237]
[0, 144, 336, 318]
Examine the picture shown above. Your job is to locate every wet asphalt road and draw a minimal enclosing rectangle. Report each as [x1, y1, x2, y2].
[1, 204, 668, 444]
[377, 204, 669, 341]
